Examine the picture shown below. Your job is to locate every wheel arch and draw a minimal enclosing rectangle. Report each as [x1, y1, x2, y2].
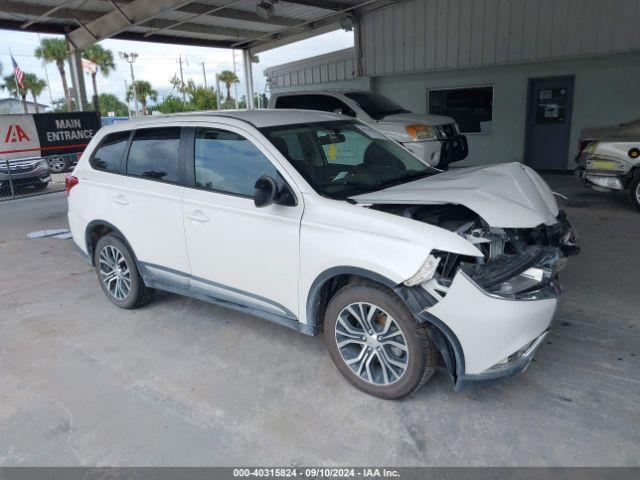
[85, 220, 138, 266]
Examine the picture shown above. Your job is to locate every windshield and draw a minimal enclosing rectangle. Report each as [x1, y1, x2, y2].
[344, 92, 410, 120]
[261, 121, 436, 199]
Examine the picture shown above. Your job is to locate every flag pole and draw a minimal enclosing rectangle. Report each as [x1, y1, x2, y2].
[8, 48, 27, 114]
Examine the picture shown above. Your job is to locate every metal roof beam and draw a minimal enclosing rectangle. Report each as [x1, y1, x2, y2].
[66, 0, 193, 50]
[281, 0, 347, 10]
[1, 1, 263, 42]
[177, 3, 301, 27]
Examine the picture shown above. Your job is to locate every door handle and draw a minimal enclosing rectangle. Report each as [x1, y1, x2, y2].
[187, 210, 209, 223]
[112, 195, 129, 206]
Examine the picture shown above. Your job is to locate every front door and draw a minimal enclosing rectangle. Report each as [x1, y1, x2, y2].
[524, 76, 574, 170]
[181, 125, 303, 320]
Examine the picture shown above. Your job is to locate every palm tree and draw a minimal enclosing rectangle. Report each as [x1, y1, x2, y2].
[35, 38, 71, 110]
[217, 70, 239, 104]
[127, 80, 158, 115]
[24, 73, 47, 113]
[83, 44, 115, 105]
[2, 74, 28, 113]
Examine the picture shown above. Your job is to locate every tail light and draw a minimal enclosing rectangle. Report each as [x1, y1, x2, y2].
[65, 175, 79, 196]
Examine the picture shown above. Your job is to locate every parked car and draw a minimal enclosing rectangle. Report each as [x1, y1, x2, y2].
[67, 110, 579, 399]
[575, 118, 640, 211]
[0, 156, 50, 194]
[269, 90, 468, 169]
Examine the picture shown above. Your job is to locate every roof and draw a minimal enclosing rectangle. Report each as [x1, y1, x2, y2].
[0, 97, 48, 107]
[104, 109, 350, 129]
[0, 1, 393, 53]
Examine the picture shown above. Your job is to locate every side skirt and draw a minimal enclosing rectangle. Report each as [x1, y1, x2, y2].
[138, 263, 317, 337]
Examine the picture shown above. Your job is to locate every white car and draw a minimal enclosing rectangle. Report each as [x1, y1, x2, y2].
[67, 110, 579, 399]
[269, 90, 468, 169]
[574, 118, 640, 211]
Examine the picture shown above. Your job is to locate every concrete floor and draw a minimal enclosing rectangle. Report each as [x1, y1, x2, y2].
[0, 175, 638, 467]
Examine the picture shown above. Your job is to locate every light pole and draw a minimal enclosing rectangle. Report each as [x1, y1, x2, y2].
[119, 52, 139, 116]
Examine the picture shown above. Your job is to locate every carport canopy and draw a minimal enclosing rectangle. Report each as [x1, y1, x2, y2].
[0, 0, 392, 108]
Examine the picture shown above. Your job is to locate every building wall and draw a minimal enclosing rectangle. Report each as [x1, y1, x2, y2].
[360, 0, 640, 77]
[372, 53, 640, 168]
[265, 48, 360, 90]
[0, 99, 47, 114]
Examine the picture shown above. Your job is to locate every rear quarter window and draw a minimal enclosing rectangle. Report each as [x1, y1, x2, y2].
[90, 131, 130, 173]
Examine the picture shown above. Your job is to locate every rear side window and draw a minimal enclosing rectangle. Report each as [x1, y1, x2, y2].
[91, 131, 130, 173]
[126, 127, 180, 183]
[194, 128, 278, 197]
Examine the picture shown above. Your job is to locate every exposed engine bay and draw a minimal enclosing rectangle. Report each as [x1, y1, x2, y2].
[372, 203, 580, 300]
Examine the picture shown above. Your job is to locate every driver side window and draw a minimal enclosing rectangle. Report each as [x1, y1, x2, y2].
[194, 128, 279, 197]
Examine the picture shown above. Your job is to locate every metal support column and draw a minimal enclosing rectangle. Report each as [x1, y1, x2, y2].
[242, 49, 254, 110]
[66, 39, 89, 111]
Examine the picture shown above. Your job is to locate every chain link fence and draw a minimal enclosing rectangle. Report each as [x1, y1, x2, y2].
[0, 153, 80, 201]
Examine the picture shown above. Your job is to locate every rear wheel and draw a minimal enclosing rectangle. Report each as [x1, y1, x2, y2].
[630, 174, 640, 212]
[323, 281, 436, 399]
[94, 234, 155, 309]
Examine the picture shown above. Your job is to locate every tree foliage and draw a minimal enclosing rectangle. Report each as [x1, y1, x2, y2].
[35, 38, 72, 110]
[98, 93, 128, 116]
[126, 80, 158, 114]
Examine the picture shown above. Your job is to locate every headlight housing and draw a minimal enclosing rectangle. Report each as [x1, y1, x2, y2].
[403, 254, 441, 286]
[405, 124, 443, 141]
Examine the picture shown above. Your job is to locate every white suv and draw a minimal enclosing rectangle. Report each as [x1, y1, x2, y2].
[67, 110, 579, 399]
[269, 90, 468, 169]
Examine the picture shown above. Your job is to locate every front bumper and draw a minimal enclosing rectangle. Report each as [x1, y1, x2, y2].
[455, 330, 549, 390]
[401, 134, 468, 169]
[425, 270, 558, 382]
[575, 165, 625, 192]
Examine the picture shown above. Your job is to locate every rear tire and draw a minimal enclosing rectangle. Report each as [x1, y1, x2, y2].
[629, 174, 640, 212]
[323, 281, 436, 399]
[94, 234, 155, 309]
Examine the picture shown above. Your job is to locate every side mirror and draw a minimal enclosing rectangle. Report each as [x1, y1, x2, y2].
[254, 175, 277, 208]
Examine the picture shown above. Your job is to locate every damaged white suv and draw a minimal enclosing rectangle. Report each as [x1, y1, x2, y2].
[67, 110, 579, 399]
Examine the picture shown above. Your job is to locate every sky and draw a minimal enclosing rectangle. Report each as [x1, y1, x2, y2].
[0, 28, 354, 108]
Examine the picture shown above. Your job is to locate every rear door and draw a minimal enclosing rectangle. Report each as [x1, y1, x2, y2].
[111, 126, 190, 275]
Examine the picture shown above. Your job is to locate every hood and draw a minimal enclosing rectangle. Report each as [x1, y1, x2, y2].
[378, 112, 454, 126]
[350, 163, 560, 228]
[581, 118, 640, 141]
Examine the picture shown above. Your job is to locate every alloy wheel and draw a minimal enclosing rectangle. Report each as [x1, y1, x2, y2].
[636, 181, 640, 204]
[47, 157, 67, 173]
[98, 245, 131, 301]
[335, 302, 409, 386]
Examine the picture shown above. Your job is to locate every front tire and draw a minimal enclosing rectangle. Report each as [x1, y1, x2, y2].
[323, 281, 436, 399]
[47, 156, 70, 174]
[94, 234, 155, 309]
[629, 174, 640, 212]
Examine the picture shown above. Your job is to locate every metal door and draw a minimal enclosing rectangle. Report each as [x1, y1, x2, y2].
[524, 76, 574, 170]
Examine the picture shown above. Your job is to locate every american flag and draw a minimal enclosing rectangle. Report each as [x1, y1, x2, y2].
[11, 54, 24, 90]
